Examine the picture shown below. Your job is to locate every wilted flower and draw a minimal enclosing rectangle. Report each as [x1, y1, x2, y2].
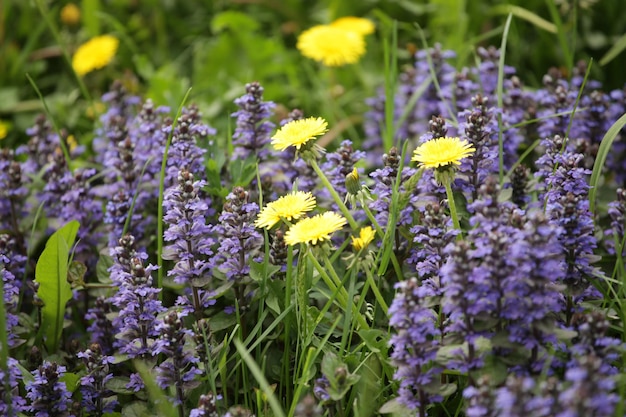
[297, 25, 365, 66]
[255, 191, 316, 229]
[284, 212, 346, 246]
[271, 117, 328, 152]
[72, 35, 119, 76]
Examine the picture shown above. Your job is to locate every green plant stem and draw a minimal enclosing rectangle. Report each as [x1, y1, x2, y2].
[307, 251, 369, 330]
[444, 180, 461, 235]
[360, 202, 402, 279]
[309, 159, 358, 230]
[363, 267, 389, 314]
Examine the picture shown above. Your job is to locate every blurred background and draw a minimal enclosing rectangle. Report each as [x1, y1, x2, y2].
[1, 0, 625, 149]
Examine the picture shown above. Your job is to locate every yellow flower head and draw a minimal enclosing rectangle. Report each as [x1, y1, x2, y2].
[331, 17, 375, 36]
[255, 191, 317, 229]
[0, 120, 9, 140]
[411, 137, 476, 169]
[72, 35, 119, 76]
[351, 226, 375, 251]
[297, 25, 365, 67]
[285, 212, 347, 246]
[271, 117, 328, 152]
[60, 3, 81, 26]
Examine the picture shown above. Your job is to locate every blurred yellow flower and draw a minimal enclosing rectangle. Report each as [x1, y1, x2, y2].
[60, 3, 81, 26]
[412, 137, 475, 169]
[285, 212, 347, 246]
[351, 226, 375, 251]
[331, 17, 375, 36]
[0, 120, 9, 140]
[271, 117, 328, 151]
[255, 191, 316, 229]
[297, 25, 365, 67]
[66, 135, 78, 152]
[72, 35, 119, 76]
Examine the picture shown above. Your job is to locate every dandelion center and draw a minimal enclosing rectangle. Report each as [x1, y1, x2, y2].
[284, 212, 347, 246]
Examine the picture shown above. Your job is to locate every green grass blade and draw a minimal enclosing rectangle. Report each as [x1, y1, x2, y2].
[234, 339, 286, 417]
[497, 13, 513, 183]
[35, 220, 80, 353]
[490, 4, 557, 33]
[600, 32, 626, 66]
[545, 0, 573, 70]
[589, 112, 626, 214]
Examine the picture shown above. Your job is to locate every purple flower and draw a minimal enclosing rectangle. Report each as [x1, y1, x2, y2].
[0, 234, 27, 346]
[605, 188, 626, 255]
[163, 169, 215, 317]
[153, 311, 202, 403]
[109, 235, 165, 358]
[463, 376, 496, 417]
[26, 362, 75, 417]
[232, 81, 275, 160]
[0, 150, 29, 233]
[0, 357, 26, 416]
[18, 114, 62, 175]
[190, 393, 219, 417]
[389, 277, 443, 411]
[77, 343, 118, 415]
[212, 187, 262, 286]
[85, 296, 116, 355]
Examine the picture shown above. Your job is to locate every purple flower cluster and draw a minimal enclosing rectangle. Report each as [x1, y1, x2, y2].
[213, 187, 262, 306]
[0, 149, 28, 233]
[605, 188, 626, 255]
[77, 343, 118, 415]
[231, 81, 275, 161]
[25, 362, 75, 417]
[0, 358, 26, 416]
[154, 311, 202, 403]
[0, 234, 26, 346]
[190, 393, 219, 417]
[109, 234, 164, 358]
[163, 169, 215, 316]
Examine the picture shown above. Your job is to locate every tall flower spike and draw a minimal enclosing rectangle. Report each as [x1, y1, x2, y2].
[213, 187, 262, 286]
[163, 169, 214, 288]
[153, 311, 202, 404]
[0, 357, 26, 416]
[232, 81, 276, 160]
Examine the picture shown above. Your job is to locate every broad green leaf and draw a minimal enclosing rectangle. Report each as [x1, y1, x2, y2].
[35, 220, 80, 353]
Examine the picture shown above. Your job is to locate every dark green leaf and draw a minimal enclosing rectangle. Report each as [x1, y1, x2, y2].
[35, 220, 80, 353]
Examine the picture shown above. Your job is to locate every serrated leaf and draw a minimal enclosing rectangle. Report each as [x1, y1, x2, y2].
[249, 260, 281, 283]
[35, 220, 80, 353]
[122, 402, 151, 417]
[358, 329, 389, 353]
[68, 261, 87, 288]
[60, 372, 81, 393]
[107, 376, 134, 394]
[379, 398, 412, 416]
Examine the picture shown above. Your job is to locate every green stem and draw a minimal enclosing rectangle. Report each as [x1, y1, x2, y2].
[307, 251, 369, 329]
[309, 159, 358, 230]
[361, 203, 403, 279]
[444, 180, 462, 236]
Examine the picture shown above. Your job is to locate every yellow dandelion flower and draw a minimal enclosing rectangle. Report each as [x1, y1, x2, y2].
[297, 25, 365, 67]
[351, 226, 375, 251]
[411, 137, 476, 169]
[60, 3, 81, 26]
[284, 212, 347, 246]
[331, 17, 375, 36]
[72, 35, 119, 76]
[255, 191, 317, 229]
[271, 117, 328, 152]
[0, 120, 9, 140]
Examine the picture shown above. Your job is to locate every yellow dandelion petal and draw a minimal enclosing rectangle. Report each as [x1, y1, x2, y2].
[0, 120, 9, 140]
[271, 117, 328, 152]
[72, 35, 119, 76]
[284, 212, 347, 246]
[297, 25, 365, 67]
[351, 226, 375, 251]
[255, 191, 317, 229]
[331, 17, 375, 36]
[60, 3, 81, 26]
[411, 137, 476, 169]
